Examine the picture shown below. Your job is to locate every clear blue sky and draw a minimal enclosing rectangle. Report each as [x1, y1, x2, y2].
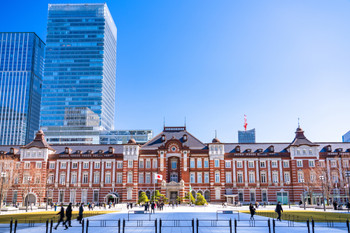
[1, 0, 350, 143]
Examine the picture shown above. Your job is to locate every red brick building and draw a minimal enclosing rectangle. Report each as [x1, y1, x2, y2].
[1, 126, 350, 206]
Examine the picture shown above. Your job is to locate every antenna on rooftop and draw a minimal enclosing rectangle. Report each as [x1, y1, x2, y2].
[298, 117, 300, 128]
[184, 117, 187, 127]
[215, 130, 217, 138]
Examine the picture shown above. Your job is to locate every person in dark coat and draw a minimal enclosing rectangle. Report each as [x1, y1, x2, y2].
[275, 202, 283, 221]
[249, 203, 256, 220]
[78, 203, 84, 224]
[151, 202, 155, 214]
[54, 204, 66, 230]
[63, 203, 73, 228]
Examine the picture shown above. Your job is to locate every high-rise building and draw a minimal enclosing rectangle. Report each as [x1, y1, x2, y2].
[100, 130, 153, 144]
[343, 131, 350, 142]
[41, 3, 117, 144]
[0, 32, 45, 145]
[238, 128, 256, 143]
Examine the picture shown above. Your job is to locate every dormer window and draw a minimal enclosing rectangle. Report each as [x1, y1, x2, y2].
[257, 149, 263, 153]
[77, 150, 82, 154]
[109, 147, 114, 153]
[269, 146, 274, 153]
[10, 148, 14, 154]
[337, 148, 343, 152]
[161, 134, 166, 142]
[87, 150, 92, 154]
[0, 151, 4, 155]
[65, 147, 70, 154]
[327, 146, 332, 152]
[98, 149, 103, 154]
[183, 134, 188, 142]
[246, 149, 252, 153]
[235, 146, 240, 153]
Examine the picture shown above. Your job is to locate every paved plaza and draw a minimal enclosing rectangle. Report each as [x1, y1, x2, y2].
[1, 205, 349, 233]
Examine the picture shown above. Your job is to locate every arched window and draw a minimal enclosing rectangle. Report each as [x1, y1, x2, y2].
[204, 191, 210, 201]
[170, 173, 178, 182]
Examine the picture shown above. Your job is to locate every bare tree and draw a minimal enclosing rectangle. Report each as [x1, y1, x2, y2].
[0, 155, 16, 209]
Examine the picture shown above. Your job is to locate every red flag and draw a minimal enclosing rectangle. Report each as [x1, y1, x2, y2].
[244, 115, 248, 131]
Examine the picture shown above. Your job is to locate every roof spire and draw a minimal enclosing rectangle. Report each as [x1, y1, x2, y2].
[298, 117, 300, 128]
[184, 117, 186, 127]
[215, 130, 217, 138]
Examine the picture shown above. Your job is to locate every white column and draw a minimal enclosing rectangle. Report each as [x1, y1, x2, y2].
[112, 160, 116, 185]
[101, 161, 105, 184]
[267, 160, 271, 185]
[78, 161, 82, 186]
[327, 159, 331, 182]
[89, 160, 93, 187]
[244, 160, 248, 187]
[256, 160, 260, 185]
[232, 159, 236, 187]
[279, 160, 283, 185]
[339, 158, 343, 183]
[55, 161, 59, 184]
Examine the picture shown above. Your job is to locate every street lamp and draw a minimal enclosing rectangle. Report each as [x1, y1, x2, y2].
[301, 179, 306, 210]
[0, 172, 7, 214]
[320, 175, 326, 212]
[26, 176, 32, 212]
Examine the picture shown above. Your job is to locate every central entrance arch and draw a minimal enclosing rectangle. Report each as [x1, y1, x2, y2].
[25, 193, 36, 206]
[105, 192, 119, 204]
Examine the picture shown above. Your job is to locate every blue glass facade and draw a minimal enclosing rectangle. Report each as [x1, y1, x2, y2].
[238, 128, 256, 143]
[0, 32, 45, 145]
[41, 4, 117, 135]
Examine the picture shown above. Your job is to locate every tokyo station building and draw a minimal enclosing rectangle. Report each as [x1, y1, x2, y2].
[1, 125, 350, 206]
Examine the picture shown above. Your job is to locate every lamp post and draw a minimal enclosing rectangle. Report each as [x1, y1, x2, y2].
[26, 176, 32, 212]
[320, 175, 326, 212]
[0, 172, 7, 214]
[301, 179, 306, 210]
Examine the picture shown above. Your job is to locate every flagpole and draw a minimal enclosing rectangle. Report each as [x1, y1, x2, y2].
[154, 173, 156, 203]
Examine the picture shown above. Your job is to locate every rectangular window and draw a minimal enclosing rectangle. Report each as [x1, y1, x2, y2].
[13, 191, 18, 203]
[214, 159, 220, 168]
[94, 162, 100, 169]
[105, 173, 111, 184]
[197, 158, 202, 168]
[36, 162, 42, 169]
[24, 162, 30, 169]
[225, 161, 231, 168]
[139, 159, 144, 168]
[71, 173, 77, 184]
[272, 172, 278, 183]
[128, 160, 133, 168]
[237, 172, 243, 183]
[226, 172, 232, 183]
[94, 173, 100, 184]
[190, 159, 195, 168]
[200, 173, 206, 184]
[117, 161, 123, 169]
[82, 173, 88, 184]
[215, 171, 220, 183]
[70, 190, 76, 203]
[238, 191, 244, 202]
[93, 190, 99, 202]
[83, 162, 89, 169]
[139, 173, 144, 183]
[127, 172, 133, 183]
[260, 161, 266, 168]
[283, 161, 289, 168]
[297, 160, 303, 167]
[106, 162, 112, 169]
[197, 172, 202, 183]
[153, 159, 157, 168]
[309, 160, 315, 167]
[271, 161, 278, 168]
[250, 191, 255, 202]
[145, 173, 151, 183]
[81, 190, 87, 203]
[117, 173, 122, 183]
[284, 172, 290, 183]
[190, 173, 195, 183]
[72, 162, 77, 169]
[343, 160, 349, 168]
[262, 190, 267, 202]
[60, 174, 65, 185]
[171, 160, 177, 169]
[49, 162, 55, 169]
[204, 159, 209, 168]
[248, 161, 254, 168]
[260, 172, 266, 183]
[237, 161, 243, 168]
[298, 171, 304, 183]
[215, 189, 221, 200]
[59, 190, 64, 203]
[249, 172, 255, 183]
[146, 160, 151, 168]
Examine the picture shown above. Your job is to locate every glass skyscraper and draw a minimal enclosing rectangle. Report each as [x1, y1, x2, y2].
[0, 32, 45, 145]
[41, 3, 117, 144]
[238, 128, 256, 143]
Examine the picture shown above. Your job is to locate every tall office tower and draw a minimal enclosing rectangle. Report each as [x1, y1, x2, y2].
[343, 131, 350, 142]
[238, 128, 256, 143]
[0, 32, 45, 145]
[41, 3, 117, 144]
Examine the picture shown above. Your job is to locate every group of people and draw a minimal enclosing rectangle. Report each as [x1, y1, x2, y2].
[143, 202, 165, 213]
[54, 203, 84, 230]
[249, 201, 283, 221]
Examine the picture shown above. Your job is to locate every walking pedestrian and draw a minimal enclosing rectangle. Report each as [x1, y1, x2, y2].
[275, 201, 283, 221]
[151, 202, 155, 213]
[54, 204, 65, 230]
[63, 203, 72, 229]
[249, 203, 256, 220]
[77, 203, 84, 224]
